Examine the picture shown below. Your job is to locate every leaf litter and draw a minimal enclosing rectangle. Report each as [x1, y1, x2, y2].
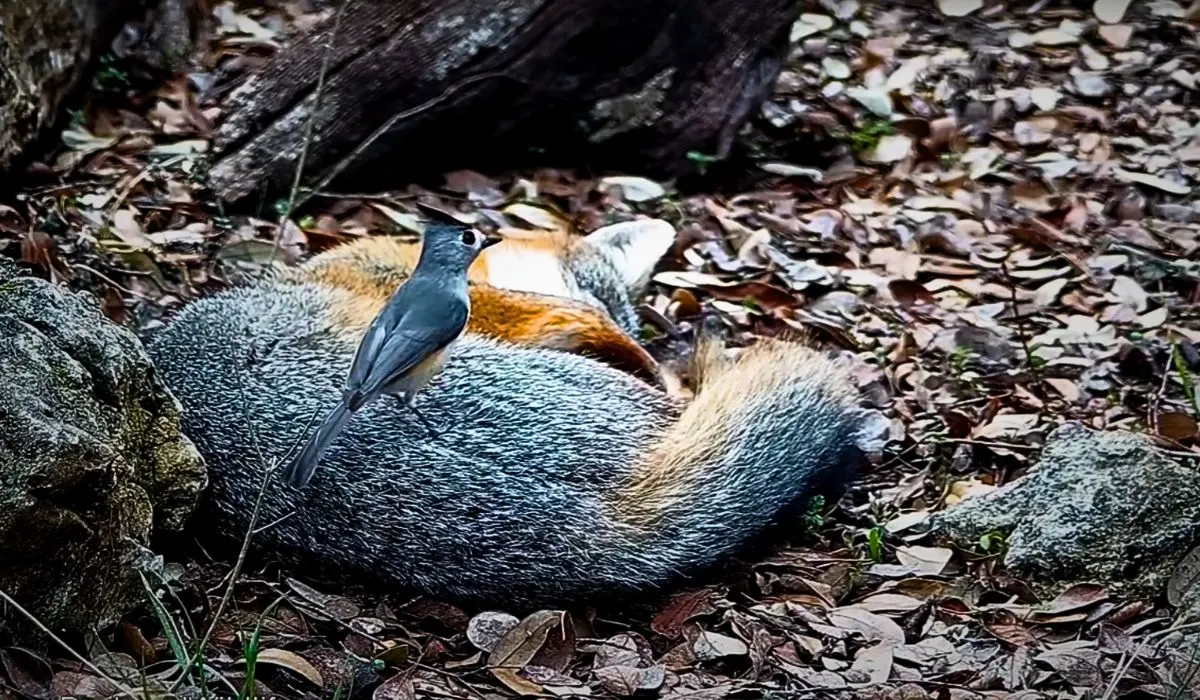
[3, 0, 1200, 698]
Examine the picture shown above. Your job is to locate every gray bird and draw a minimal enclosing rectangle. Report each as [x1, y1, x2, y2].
[282, 220, 502, 488]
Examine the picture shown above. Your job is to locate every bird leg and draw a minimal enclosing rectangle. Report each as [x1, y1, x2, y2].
[403, 395, 439, 439]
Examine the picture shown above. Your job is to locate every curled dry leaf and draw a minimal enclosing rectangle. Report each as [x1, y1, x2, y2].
[252, 649, 324, 687]
[651, 589, 715, 639]
[598, 176, 666, 202]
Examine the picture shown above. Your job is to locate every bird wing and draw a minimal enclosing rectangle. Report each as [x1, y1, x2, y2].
[345, 308, 393, 393]
[350, 291, 469, 405]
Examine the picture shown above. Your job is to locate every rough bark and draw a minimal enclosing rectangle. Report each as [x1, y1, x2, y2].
[0, 0, 197, 174]
[209, 0, 798, 203]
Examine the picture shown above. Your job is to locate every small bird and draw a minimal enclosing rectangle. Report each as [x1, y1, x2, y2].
[282, 218, 503, 488]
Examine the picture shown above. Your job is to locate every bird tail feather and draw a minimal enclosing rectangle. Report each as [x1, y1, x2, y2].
[281, 401, 354, 488]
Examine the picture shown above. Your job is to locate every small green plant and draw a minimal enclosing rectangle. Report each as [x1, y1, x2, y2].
[802, 495, 826, 531]
[93, 53, 130, 92]
[239, 595, 286, 700]
[949, 346, 972, 375]
[847, 116, 894, 155]
[977, 530, 1007, 555]
[687, 150, 721, 176]
[866, 526, 885, 563]
[1172, 342, 1200, 416]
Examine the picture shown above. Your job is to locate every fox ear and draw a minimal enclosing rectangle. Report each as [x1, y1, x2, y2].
[583, 219, 676, 294]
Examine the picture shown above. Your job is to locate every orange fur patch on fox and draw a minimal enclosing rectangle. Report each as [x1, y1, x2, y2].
[467, 285, 663, 387]
[322, 283, 664, 385]
[295, 235, 663, 385]
[608, 340, 858, 528]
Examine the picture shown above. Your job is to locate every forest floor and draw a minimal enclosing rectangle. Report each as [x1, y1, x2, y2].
[2, 1, 1200, 698]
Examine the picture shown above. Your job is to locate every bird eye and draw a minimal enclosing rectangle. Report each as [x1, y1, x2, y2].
[461, 230, 476, 246]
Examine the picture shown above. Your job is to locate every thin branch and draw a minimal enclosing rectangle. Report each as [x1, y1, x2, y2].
[293, 69, 513, 211]
[999, 255, 1043, 386]
[0, 588, 142, 700]
[267, 0, 352, 267]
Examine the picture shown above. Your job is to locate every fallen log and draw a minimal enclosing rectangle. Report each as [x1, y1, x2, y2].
[209, 0, 799, 203]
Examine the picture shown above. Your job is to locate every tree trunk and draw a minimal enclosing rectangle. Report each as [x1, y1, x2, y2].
[0, 0, 132, 172]
[0, 0, 197, 174]
[209, 0, 798, 203]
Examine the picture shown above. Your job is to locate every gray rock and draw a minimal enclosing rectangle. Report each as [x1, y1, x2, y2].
[931, 422, 1200, 596]
[1072, 73, 1112, 97]
[0, 260, 205, 635]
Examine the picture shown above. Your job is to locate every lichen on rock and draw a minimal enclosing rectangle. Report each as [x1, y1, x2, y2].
[0, 258, 206, 635]
[932, 421, 1200, 597]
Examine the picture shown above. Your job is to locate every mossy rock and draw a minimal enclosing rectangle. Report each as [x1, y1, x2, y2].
[0, 258, 205, 636]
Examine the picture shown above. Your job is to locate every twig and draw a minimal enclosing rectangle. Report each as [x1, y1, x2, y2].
[999, 255, 1043, 386]
[0, 588, 143, 699]
[168, 357, 314, 692]
[293, 69, 513, 211]
[939, 437, 1039, 451]
[1101, 617, 1200, 700]
[267, 0, 352, 268]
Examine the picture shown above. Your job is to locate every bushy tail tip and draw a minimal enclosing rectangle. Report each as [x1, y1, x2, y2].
[602, 338, 867, 579]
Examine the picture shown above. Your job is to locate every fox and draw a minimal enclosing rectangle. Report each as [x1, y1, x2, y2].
[285, 220, 670, 388]
[145, 216, 876, 607]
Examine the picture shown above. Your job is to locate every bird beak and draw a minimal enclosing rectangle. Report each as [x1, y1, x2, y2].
[481, 232, 504, 249]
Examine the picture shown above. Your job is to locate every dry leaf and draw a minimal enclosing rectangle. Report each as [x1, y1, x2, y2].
[1113, 168, 1191, 195]
[1158, 412, 1199, 443]
[1035, 646, 1103, 687]
[253, 649, 324, 687]
[1168, 544, 1200, 606]
[973, 413, 1039, 439]
[1109, 275, 1148, 312]
[599, 176, 666, 202]
[692, 632, 748, 661]
[111, 209, 154, 250]
[594, 665, 666, 696]
[849, 644, 894, 685]
[827, 607, 906, 645]
[938, 0, 983, 16]
[1093, 0, 1132, 23]
[895, 546, 953, 576]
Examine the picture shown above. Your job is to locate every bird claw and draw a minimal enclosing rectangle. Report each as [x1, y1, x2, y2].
[406, 402, 439, 439]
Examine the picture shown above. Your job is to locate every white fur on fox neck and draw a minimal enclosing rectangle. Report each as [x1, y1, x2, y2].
[480, 219, 676, 302]
[481, 245, 584, 300]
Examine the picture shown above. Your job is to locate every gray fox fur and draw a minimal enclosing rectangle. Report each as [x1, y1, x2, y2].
[145, 223, 871, 606]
